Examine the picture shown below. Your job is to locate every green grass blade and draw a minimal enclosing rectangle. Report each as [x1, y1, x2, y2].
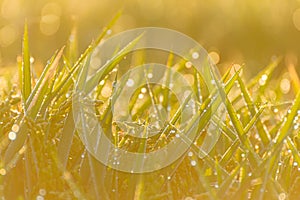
[21, 22, 32, 106]
[274, 91, 300, 144]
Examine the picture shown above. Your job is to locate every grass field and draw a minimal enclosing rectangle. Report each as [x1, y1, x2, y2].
[0, 13, 300, 200]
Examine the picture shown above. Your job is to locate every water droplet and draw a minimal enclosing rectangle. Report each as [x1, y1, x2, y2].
[185, 61, 193, 69]
[273, 108, 279, 113]
[293, 162, 298, 167]
[259, 75, 268, 86]
[192, 52, 199, 59]
[141, 87, 147, 93]
[167, 176, 171, 180]
[261, 74, 268, 81]
[159, 95, 164, 102]
[175, 134, 180, 138]
[39, 189, 46, 196]
[126, 79, 134, 87]
[190, 160, 197, 166]
[36, 195, 44, 200]
[138, 94, 144, 99]
[248, 172, 252, 177]
[107, 29, 112, 35]
[278, 193, 286, 200]
[188, 151, 193, 157]
[0, 168, 6, 176]
[8, 131, 17, 141]
[147, 73, 153, 79]
[100, 80, 105, 85]
[11, 124, 19, 132]
[30, 57, 35, 64]
[214, 184, 219, 189]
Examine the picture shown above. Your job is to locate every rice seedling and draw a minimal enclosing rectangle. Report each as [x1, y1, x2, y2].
[1, 14, 300, 200]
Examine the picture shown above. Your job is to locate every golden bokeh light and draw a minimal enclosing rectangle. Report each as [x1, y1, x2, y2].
[208, 51, 220, 64]
[0, 25, 17, 47]
[293, 8, 300, 31]
[39, 3, 61, 36]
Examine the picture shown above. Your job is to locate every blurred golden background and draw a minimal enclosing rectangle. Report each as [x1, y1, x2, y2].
[0, 0, 300, 75]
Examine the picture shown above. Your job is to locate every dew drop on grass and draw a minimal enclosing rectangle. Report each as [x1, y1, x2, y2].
[0, 168, 6, 176]
[188, 151, 193, 157]
[293, 162, 298, 167]
[147, 73, 153, 79]
[167, 176, 171, 180]
[138, 94, 144, 99]
[175, 133, 180, 138]
[185, 61, 193, 69]
[259, 74, 268, 86]
[30, 57, 35, 64]
[39, 189, 46, 196]
[126, 79, 134, 87]
[159, 95, 164, 102]
[141, 87, 147, 93]
[11, 124, 19, 132]
[190, 160, 197, 166]
[36, 195, 44, 200]
[100, 80, 105, 85]
[278, 193, 286, 200]
[107, 29, 112, 35]
[192, 52, 199, 59]
[8, 131, 16, 141]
